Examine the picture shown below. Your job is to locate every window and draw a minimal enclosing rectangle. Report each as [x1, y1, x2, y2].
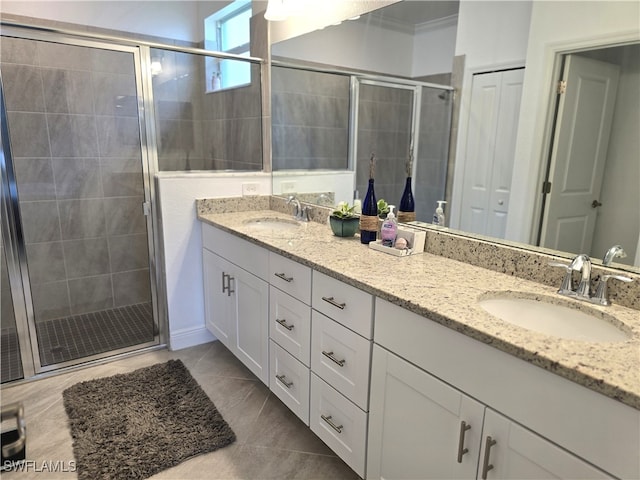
[204, 0, 252, 92]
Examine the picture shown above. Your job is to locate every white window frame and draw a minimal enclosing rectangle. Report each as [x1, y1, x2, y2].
[204, 0, 252, 93]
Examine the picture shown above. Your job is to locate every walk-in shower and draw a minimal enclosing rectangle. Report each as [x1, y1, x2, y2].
[0, 23, 264, 383]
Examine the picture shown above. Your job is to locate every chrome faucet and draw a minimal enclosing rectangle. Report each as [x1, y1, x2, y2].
[602, 245, 627, 266]
[549, 254, 591, 298]
[549, 253, 633, 305]
[286, 195, 309, 222]
[569, 254, 592, 298]
[287, 195, 301, 217]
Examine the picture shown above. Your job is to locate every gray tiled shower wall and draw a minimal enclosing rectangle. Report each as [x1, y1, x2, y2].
[1, 37, 151, 322]
[271, 66, 350, 170]
[151, 49, 263, 171]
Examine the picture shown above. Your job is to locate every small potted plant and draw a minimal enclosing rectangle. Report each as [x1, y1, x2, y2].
[377, 199, 390, 218]
[329, 202, 360, 237]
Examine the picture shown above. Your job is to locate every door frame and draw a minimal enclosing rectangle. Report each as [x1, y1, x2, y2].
[525, 33, 640, 246]
[0, 26, 167, 378]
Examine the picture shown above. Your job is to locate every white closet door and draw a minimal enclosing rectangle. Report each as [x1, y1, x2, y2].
[460, 69, 524, 238]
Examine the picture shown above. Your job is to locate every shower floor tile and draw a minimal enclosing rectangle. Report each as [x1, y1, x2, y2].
[1, 328, 23, 383]
[36, 303, 155, 367]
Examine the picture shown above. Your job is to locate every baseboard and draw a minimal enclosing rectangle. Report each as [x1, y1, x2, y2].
[169, 326, 217, 351]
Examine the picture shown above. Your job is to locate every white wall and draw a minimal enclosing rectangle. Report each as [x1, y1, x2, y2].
[1, 1, 206, 42]
[454, 1, 532, 69]
[412, 15, 458, 78]
[272, 19, 414, 77]
[450, 0, 532, 228]
[506, 1, 640, 243]
[272, 13, 458, 79]
[157, 173, 271, 350]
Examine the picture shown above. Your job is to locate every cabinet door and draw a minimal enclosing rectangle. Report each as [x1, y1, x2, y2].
[367, 345, 484, 480]
[479, 409, 611, 480]
[203, 249, 234, 348]
[232, 267, 269, 385]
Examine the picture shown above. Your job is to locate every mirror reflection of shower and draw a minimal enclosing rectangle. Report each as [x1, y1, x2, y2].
[271, 64, 453, 223]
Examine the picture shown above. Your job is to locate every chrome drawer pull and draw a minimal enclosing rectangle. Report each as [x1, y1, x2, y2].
[320, 414, 343, 434]
[275, 318, 294, 331]
[457, 421, 471, 463]
[274, 272, 293, 282]
[322, 350, 346, 367]
[481, 436, 497, 479]
[221, 272, 234, 296]
[321, 296, 346, 310]
[275, 374, 293, 388]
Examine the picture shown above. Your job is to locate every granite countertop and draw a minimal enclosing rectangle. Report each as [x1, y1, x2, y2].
[197, 208, 640, 411]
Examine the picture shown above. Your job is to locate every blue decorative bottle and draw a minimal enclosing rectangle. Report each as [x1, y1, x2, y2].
[398, 147, 416, 223]
[360, 154, 378, 244]
[398, 177, 415, 223]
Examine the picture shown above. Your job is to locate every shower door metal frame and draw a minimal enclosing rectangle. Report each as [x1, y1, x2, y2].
[351, 78, 423, 193]
[1, 74, 38, 380]
[0, 26, 166, 377]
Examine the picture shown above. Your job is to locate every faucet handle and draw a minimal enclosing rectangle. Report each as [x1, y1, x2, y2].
[593, 274, 633, 306]
[548, 261, 573, 295]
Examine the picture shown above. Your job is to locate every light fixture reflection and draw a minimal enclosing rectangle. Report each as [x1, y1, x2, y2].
[264, 0, 287, 21]
[150, 57, 163, 76]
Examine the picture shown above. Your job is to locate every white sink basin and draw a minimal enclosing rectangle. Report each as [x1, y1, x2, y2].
[478, 295, 630, 342]
[243, 217, 301, 232]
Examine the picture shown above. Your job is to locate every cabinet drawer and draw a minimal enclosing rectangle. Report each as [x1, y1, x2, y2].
[311, 271, 373, 338]
[269, 252, 312, 304]
[310, 373, 367, 478]
[202, 223, 268, 279]
[270, 340, 310, 426]
[269, 287, 311, 366]
[311, 310, 371, 411]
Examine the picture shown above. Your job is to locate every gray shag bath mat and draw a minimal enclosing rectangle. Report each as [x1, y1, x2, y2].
[63, 359, 235, 480]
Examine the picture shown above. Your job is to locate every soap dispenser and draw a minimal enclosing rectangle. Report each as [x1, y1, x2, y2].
[381, 205, 398, 247]
[432, 201, 446, 227]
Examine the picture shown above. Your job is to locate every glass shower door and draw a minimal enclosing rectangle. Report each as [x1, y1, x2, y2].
[0, 34, 158, 375]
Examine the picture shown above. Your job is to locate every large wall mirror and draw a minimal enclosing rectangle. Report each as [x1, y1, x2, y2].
[268, 0, 639, 274]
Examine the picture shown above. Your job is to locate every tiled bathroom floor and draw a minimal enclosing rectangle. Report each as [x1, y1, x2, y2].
[0, 341, 359, 479]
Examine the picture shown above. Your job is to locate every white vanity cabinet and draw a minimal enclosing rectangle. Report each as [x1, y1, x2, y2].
[310, 271, 374, 478]
[368, 346, 611, 479]
[268, 252, 312, 425]
[202, 224, 270, 385]
[368, 345, 485, 479]
[479, 409, 610, 479]
[368, 298, 639, 480]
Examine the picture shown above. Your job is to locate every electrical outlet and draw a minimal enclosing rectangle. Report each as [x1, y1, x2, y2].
[281, 181, 296, 193]
[242, 182, 260, 195]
